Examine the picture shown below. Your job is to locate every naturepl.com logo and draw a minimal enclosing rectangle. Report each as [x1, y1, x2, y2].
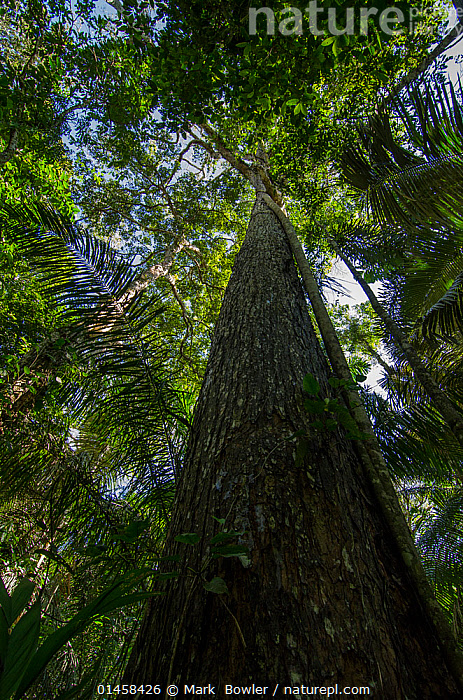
[248, 3, 447, 37]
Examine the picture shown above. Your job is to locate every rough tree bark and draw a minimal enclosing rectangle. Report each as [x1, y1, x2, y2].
[123, 195, 459, 698]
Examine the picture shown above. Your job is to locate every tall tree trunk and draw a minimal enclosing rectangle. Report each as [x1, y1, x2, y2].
[124, 196, 458, 698]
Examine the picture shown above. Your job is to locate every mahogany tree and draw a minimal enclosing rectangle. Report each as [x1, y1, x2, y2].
[120, 2, 463, 695]
[123, 191, 461, 696]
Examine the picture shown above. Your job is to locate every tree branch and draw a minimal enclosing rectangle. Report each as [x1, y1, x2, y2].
[198, 124, 283, 204]
[199, 124, 258, 186]
[0, 128, 19, 165]
[382, 23, 463, 106]
[119, 235, 200, 307]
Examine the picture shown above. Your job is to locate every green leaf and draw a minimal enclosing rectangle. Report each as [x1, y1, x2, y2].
[174, 533, 200, 545]
[303, 373, 320, 395]
[372, 70, 388, 83]
[0, 601, 40, 700]
[211, 544, 249, 558]
[14, 575, 154, 699]
[203, 577, 229, 595]
[113, 519, 150, 543]
[0, 577, 12, 627]
[310, 420, 325, 431]
[10, 579, 35, 624]
[83, 544, 107, 557]
[304, 398, 324, 414]
[325, 398, 340, 413]
[333, 37, 342, 57]
[0, 611, 8, 667]
[210, 531, 242, 544]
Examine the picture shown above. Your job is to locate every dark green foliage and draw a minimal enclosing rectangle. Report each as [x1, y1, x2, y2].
[400, 483, 463, 637]
[332, 76, 463, 644]
[420, 271, 463, 343]
[0, 202, 191, 693]
[0, 571, 155, 700]
[341, 80, 463, 229]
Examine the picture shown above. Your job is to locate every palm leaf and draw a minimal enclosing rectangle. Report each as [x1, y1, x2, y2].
[411, 484, 463, 637]
[0, 203, 141, 326]
[0, 202, 189, 540]
[340, 80, 463, 229]
[364, 390, 463, 482]
[332, 211, 463, 348]
[419, 271, 463, 342]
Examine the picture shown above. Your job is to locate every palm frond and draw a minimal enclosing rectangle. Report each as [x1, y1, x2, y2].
[364, 390, 463, 482]
[397, 480, 463, 638]
[419, 271, 463, 342]
[414, 485, 463, 634]
[333, 211, 463, 350]
[0, 202, 190, 530]
[340, 80, 463, 229]
[0, 203, 139, 325]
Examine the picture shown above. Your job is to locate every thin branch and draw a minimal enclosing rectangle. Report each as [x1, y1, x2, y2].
[182, 158, 203, 172]
[382, 24, 463, 107]
[178, 139, 210, 161]
[199, 124, 259, 186]
[197, 124, 283, 204]
[166, 274, 193, 330]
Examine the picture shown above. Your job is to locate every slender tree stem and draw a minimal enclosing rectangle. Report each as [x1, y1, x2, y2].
[330, 236, 463, 446]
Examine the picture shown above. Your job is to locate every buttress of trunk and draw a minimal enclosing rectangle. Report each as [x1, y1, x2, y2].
[123, 196, 458, 698]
